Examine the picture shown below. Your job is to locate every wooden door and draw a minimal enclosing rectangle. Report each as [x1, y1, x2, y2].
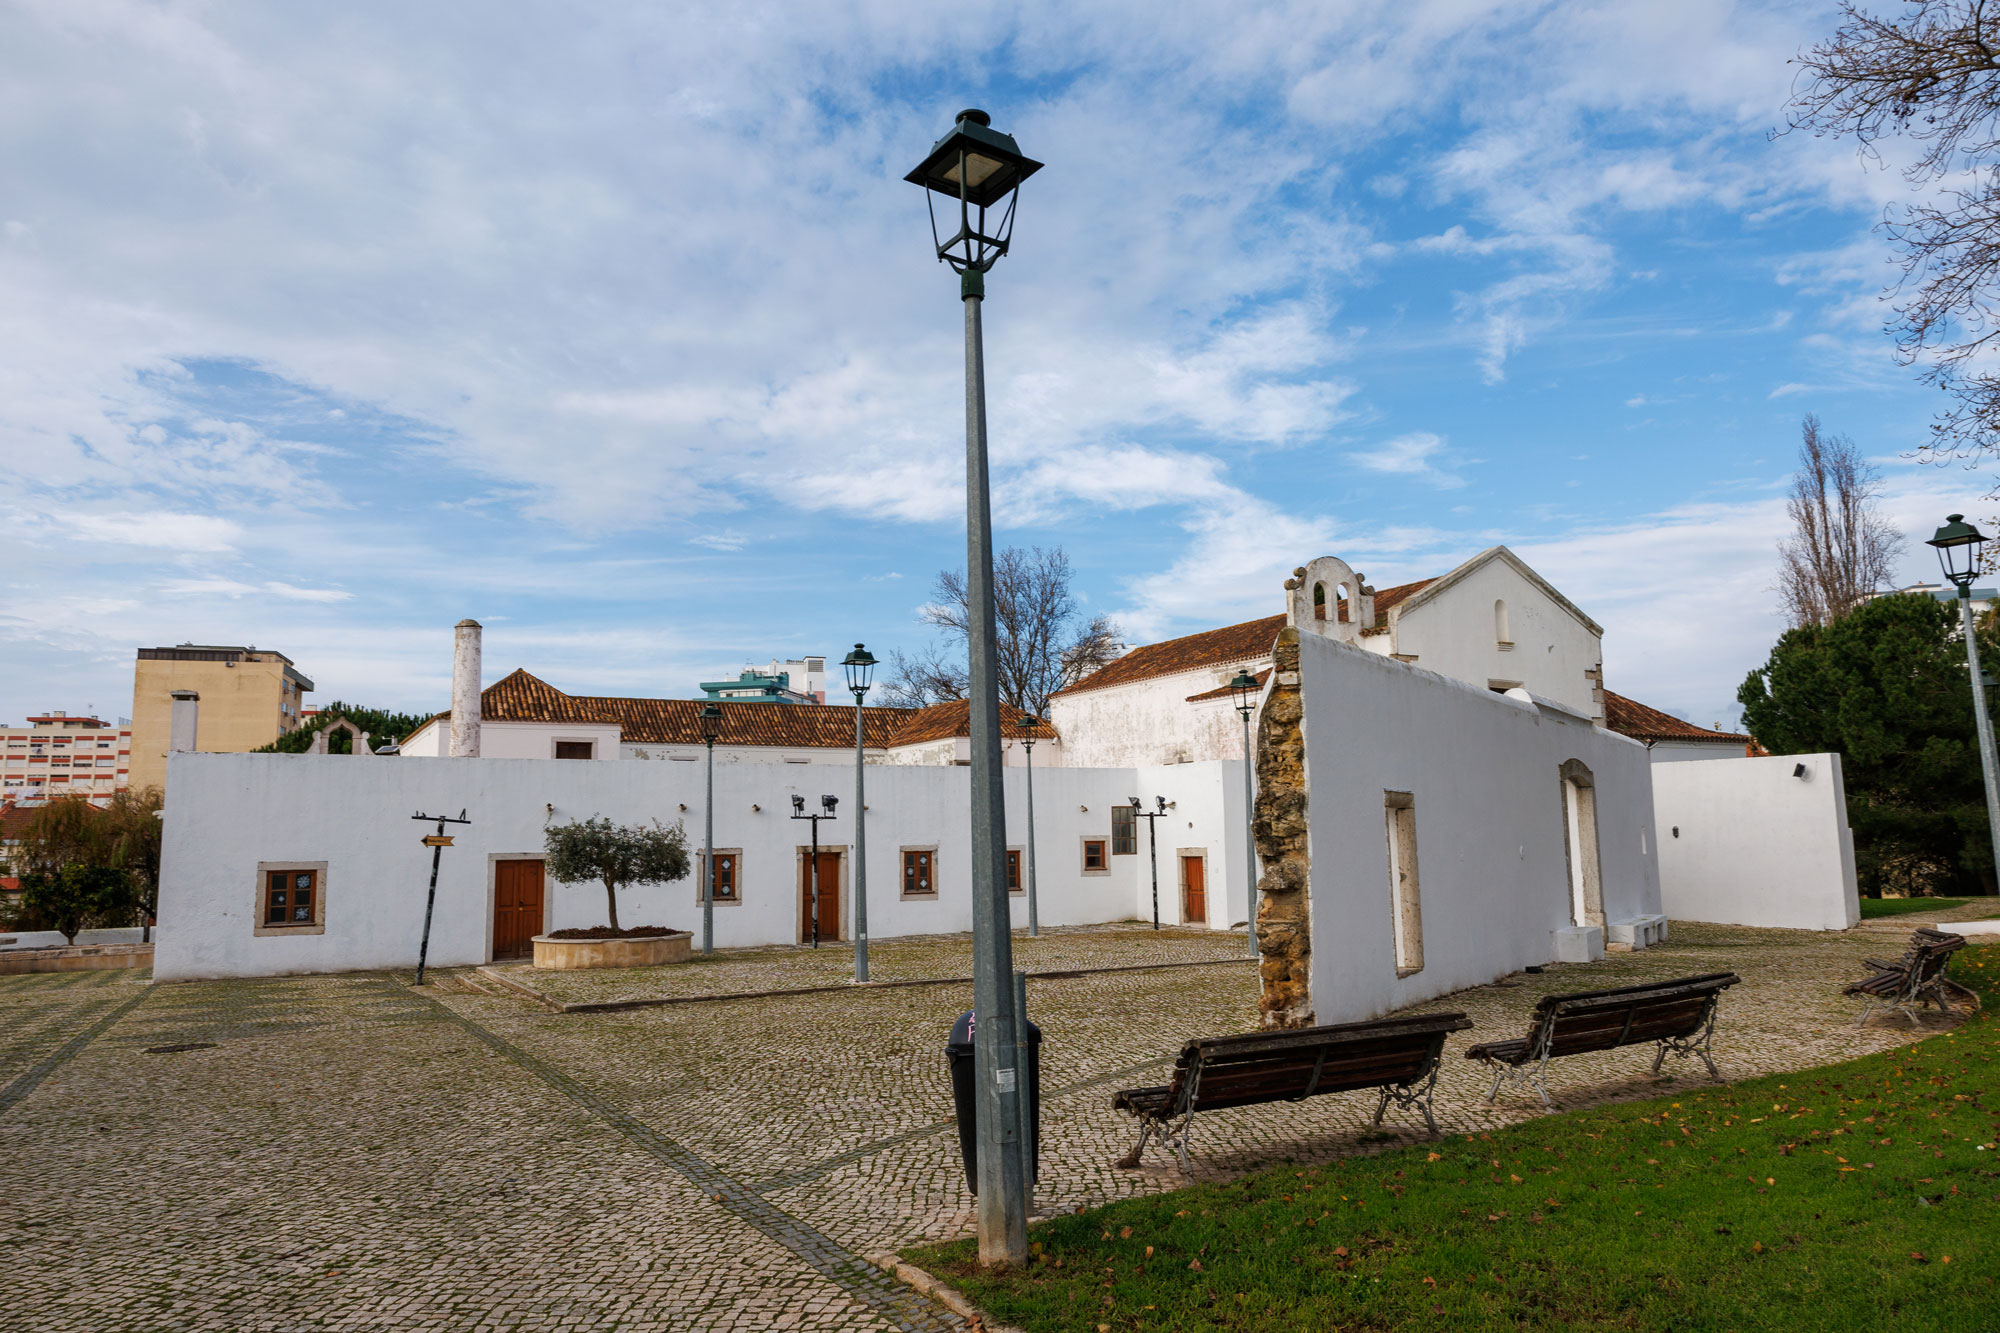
[1181, 855, 1207, 926]
[798, 851, 841, 944]
[493, 860, 545, 959]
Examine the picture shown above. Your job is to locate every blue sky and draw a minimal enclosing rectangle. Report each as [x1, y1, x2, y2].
[0, 1, 1984, 732]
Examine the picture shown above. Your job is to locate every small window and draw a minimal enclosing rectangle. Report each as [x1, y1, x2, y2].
[253, 861, 327, 936]
[1384, 793, 1423, 976]
[1082, 839, 1108, 873]
[1495, 598, 1512, 647]
[699, 850, 741, 903]
[554, 740, 594, 760]
[902, 848, 937, 898]
[1111, 805, 1138, 855]
[1006, 849, 1022, 894]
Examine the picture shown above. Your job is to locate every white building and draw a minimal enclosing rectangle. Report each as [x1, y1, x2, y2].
[1050, 547, 1607, 769]
[399, 667, 1059, 768]
[0, 711, 133, 807]
[1602, 692, 1754, 764]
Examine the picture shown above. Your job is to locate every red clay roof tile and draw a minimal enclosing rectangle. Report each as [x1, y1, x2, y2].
[1602, 690, 1751, 745]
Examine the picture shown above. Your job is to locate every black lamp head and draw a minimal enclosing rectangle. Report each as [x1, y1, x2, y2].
[791, 794, 805, 815]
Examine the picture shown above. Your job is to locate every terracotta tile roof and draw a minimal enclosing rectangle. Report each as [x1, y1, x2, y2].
[577, 694, 909, 749]
[1055, 615, 1287, 699]
[884, 699, 1056, 748]
[461, 669, 910, 749]
[1185, 667, 1270, 703]
[1602, 691, 1751, 746]
[1055, 575, 1444, 697]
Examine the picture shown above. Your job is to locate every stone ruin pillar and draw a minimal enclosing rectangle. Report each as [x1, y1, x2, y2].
[1253, 628, 1314, 1028]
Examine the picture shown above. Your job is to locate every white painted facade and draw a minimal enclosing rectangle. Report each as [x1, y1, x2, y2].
[1295, 631, 1662, 1028]
[1645, 740, 1748, 764]
[400, 718, 624, 761]
[1050, 546, 1604, 771]
[1380, 549, 1603, 721]
[1048, 675, 1255, 770]
[153, 751, 1252, 981]
[1651, 753, 1860, 931]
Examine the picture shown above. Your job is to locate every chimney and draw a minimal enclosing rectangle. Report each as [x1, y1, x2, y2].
[450, 620, 482, 758]
[169, 690, 200, 754]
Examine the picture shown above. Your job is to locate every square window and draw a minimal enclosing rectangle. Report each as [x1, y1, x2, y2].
[254, 862, 327, 935]
[1111, 805, 1138, 855]
[1082, 839, 1108, 874]
[901, 848, 937, 898]
[554, 740, 594, 760]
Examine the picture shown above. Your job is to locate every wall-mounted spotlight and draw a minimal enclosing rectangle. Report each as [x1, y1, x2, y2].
[822, 793, 838, 814]
[792, 794, 806, 814]
[1793, 763, 1809, 780]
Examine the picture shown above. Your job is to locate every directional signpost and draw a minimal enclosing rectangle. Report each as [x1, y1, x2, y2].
[412, 808, 471, 984]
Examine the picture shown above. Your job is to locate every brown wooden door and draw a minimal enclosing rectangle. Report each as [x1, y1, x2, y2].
[1181, 855, 1207, 925]
[493, 860, 545, 959]
[799, 851, 841, 943]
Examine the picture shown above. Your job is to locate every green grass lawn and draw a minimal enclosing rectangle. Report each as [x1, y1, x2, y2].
[911, 944, 2000, 1332]
[1859, 897, 1972, 920]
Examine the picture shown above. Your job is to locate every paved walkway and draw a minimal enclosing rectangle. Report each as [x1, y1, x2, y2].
[0, 921, 1967, 1331]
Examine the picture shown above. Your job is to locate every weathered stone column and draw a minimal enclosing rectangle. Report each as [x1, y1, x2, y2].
[450, 619, 482, 758]
[1253, 628, 1314, 1028]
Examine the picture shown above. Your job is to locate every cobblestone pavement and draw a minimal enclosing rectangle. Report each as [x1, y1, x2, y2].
[0, 921, 1969, 1331]
[494, 923, 1252, 1008]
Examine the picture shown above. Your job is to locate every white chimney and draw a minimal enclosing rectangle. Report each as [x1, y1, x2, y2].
[169, 690, 199, 754]
[450, 619, 482, 758]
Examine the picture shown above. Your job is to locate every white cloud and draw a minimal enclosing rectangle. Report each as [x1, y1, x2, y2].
[1346, 431, 1467, 489]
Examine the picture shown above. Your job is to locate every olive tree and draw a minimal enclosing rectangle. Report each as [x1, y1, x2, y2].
[542, 816, 690, 933]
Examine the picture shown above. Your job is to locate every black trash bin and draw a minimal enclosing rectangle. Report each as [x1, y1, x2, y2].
[945, 1010, 1041, 1194]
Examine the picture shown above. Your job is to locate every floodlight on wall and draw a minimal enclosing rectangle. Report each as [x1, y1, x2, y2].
[792, 794, 805, 814]
[822, 794, 838, 814]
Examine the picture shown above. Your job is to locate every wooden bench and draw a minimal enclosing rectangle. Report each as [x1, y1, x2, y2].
[1109, 1012, 1472, 1171]
[1464, 972, 1740, 1106]
[1845, 928, 1979, 1027]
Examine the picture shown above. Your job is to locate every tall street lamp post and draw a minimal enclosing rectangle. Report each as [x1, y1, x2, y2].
[1020, 714, 1042, 938]
[1927, 514, 2000, 888]
[1228, 670, 1261, 959]
[699, 704, 721, 956]
[907, 107, 1042, 1267]
[843, 644, 877, 982]
[1128, 795, 1170, 929]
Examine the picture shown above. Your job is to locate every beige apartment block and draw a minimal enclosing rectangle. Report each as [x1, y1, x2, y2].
[128, 646, 314, 792]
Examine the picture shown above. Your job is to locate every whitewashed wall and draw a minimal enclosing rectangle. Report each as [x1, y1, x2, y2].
[153, 751, 1245, 981]
[1646, 741, 1746, 764]
[400, 719, 622, 760]
[1652, 753, 1859, 931]
[1389, 555, 1603, 720]
[1050, 667, 1268, 769]
[1298, 632, 1661, 1026]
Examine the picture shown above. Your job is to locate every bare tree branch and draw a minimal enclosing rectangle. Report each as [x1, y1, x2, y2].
[883, 545, 1122, 716]
[1776, 412, 1906, 626]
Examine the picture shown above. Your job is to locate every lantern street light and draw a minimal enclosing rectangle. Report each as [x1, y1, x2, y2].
[1228, 670, 1262, 960]
[791, 794, 838, 949]
[699, 704, 722, 956]
[843, 644, 877, 982]
[1019, 713, 1042, 938]
[908, 107, 1042, 1268]
[1928, 514, 2000, 888]
[1128, 795, 1170, 930]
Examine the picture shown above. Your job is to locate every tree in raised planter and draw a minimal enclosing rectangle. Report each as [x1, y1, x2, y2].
[542, 817, 690, 934]
[16, 863, 138, 945]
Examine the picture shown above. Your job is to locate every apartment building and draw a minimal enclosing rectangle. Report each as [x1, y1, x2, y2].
[0, 711, 132, 807]
[128, 645, 314, 792]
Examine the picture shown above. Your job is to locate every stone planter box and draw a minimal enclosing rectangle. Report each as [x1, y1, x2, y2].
[531, 932, 691, 970]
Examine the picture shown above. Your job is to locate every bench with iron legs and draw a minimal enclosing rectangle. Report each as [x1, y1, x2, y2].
[1845, 928, 1979, 1027]
[1464, 972, 1740, 1107]
[1109, 1011, 1472, 1172]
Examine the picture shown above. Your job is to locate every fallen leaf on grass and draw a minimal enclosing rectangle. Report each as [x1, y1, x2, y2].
[1752, 1243, 1765, 1255]
[1119, 1226, 1133, 1240]
[1188, 1259, 1203, 1271]
[1144, 1246, 1153, 1259]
